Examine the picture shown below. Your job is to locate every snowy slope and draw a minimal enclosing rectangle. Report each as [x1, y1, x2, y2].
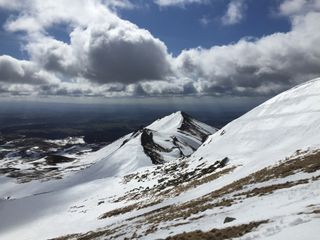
[0, 111, 216, 198]
[150, 77, 320, 239]
[142, 77, 320, 239]
[193, 77, 320, 171]
[71, 111, 217, 180]
[0, 136, 104, 183]
[0, 79, 320, 240]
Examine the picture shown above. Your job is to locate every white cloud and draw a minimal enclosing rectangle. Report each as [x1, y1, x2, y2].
[199, 16, 210, 26]
[25, 22, 173, 85]
[279, 0, 320, 16]
[0, 0, 320, 98]
[154, 0, 207, 7]
[2, 0, 119, 34]
[222, 0, 246, 25]
[175, 10, 320, 96]
[1, 0, 173, 84]
[104, 0, 134, 10]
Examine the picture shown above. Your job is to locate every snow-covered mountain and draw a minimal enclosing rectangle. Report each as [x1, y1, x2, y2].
[69, 111, 217, 181]
[0, 78, 320, 240]
[0, 111, 216, 186]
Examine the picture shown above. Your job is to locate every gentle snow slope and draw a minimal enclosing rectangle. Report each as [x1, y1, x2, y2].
[193, 77, 320, 170]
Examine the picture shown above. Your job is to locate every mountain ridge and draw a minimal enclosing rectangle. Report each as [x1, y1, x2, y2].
[79, 110, 217, 179]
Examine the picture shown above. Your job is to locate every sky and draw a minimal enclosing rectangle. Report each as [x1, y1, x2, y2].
[0, 0, 319, 101]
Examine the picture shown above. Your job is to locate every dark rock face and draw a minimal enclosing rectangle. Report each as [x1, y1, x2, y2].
[45, 155, 75, 165]
[178, 111, 213, 142]
[112, 112, 217, 167]
[141, 129, 167, 164]
[139, 112, 216, 165]
[224, 217, 236, 223]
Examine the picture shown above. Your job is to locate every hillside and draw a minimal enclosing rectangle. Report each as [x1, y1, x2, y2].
[0, 79, 320, 240]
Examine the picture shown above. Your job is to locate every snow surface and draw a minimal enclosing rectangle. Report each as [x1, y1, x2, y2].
[0, 78, 320, 240]
[0, 111, 215, 198]
[71, 111, 216, 181]
[45, 136, 85, 146]
[148, 111, 185, 133]
[194, 77, 320, 173]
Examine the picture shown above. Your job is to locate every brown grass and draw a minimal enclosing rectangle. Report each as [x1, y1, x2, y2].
[135, 198, 234, 228]
[99, 203, 139, 219]
[166, 220, 268, 240]
[312, 209, 320, 214]
[171, 167, 235, 197]
[236, 179, 309, 198]
[50, 225, 124, 240]
[52, 150, 320, 239]
[115, 158, 233, 203]
[305, 204, 320, 215]
[99, 199, 163, 219]
[133, 150, 320, 229]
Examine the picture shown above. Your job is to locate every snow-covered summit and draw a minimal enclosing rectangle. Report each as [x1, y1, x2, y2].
[66, 111, 217, 180]
[148, 110, 216, 139]
[147, 111, 185, 133]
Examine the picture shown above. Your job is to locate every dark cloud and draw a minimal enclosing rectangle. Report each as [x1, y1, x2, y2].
[182, 82, 197, 94]
[83, 24, 172, 84]
[0, 55, 50, 84]
[27, 23, 173, 84]
[38, 83, 96, 97]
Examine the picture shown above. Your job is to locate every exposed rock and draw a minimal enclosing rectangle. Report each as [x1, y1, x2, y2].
[224, 217, 236, 223]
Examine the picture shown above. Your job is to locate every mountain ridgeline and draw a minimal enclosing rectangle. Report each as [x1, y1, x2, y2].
[136, 111, 216, 164]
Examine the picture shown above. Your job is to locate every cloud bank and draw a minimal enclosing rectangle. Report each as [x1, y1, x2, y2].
[0, 0, 320, 98]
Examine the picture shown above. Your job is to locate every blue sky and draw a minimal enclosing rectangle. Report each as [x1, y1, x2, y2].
[0, 10, 24, 58]
[120, 0, 291, 55]
[0, 0, 291, 58]
[0, 0, 319, 100]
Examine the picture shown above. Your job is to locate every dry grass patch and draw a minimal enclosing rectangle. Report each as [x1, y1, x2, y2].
[99, 199, 163, 219]
[134, 150, 320, 230]
[200, 150, 320, 201]
[134, 198, 234, 228]
[304, 204, 320, 215]
[236, 179, 310, 198]
[171, 167, 235, 197]
[99, 203, 139, 219]
[55, 150, 320, 239]
[166, 220, 268, 240]
[312, 209, 320, 214]
[50, 225, 124, 240]
[115, 158, 232, 203]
